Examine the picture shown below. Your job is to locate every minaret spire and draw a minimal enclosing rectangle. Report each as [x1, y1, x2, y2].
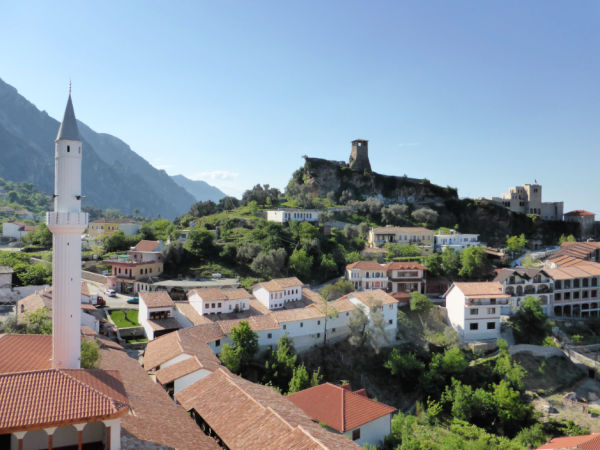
[46, 91, 88, 369]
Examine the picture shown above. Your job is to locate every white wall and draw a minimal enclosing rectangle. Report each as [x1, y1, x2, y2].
[253, 285, 302, 310]
[174, 368, 213, 394]
[445, 286, 466, 339]
[81, 311, 99, 333]
[118, 223, 140, 236]
[344, 413, 392, 447]
[445, 286, 501, 342]
[189, 292, 250, 315]
[2, 223, 26, 240]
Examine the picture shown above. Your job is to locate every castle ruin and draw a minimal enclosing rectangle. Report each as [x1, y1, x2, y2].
[349, 139, 371, 172]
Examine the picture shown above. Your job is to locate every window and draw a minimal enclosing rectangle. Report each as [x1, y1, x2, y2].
[346, 312, 349, 316]
[389, 319, 393, 324]
[574, 292, 580, 300]
[300, 322, 303, 327]
[555, 280, 562, 289]
[317, 320, 320, 325]
[592, 290, 598, 298]
[564, 292, 571, 300]
[555, 293, 561, 300]
[283, 324, 287, 330]
[67, 145, 70, 152]
[268, 333, 272, 339]
[332, 328, 336, 333]
[487, 322, 496, 330]
[215, 339, 220, 347]
[352, 429, 361, 441]
[317, 333, 321, 338]
[218, 302, 221, 308]
[212, 303, 215, 308]
[487, 308, 496, 314]
[470, 323, 478, 330]
[470, 308, 479, 315]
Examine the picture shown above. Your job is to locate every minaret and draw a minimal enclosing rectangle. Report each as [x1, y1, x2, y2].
[46, 89, 88, 369]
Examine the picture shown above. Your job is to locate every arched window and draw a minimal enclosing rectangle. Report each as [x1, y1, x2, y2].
[67, 145, 70, 152]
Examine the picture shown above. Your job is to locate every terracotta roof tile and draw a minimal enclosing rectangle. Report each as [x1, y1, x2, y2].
[217, 315, 280, 334]
[99, 346, 219, 449]
[271, 305, 325, 323]
[384, 261, 427, 271]
[254, 277, 304, 292]
[176, 302, 213, 325]
[538, 432, 600, 449]
[147, 317, 181, 332]
[347, 289, 398, 306]
[564, 210, 595, 216]
[0, 368, 130, 433]
[176, 368, 358, 449]
[189, 287, 252, 301]
[140, 291, 174, 308]
[449, 282, 510, 299]
[134, 240, 161, 252]
[0, 334, 52, 374]
[287, 382, 396, 432]
[155, 356, 220, 385]
[144, 325, 223, 370]
[346, 261, 384, 270]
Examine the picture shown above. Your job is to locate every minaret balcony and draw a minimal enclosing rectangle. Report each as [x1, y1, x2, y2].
[46, 212, 88, 230]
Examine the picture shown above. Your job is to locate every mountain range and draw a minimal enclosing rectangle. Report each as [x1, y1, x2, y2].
[0, 77, 225, 219]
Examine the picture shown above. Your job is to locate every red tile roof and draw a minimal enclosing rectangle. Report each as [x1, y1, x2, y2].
[134, 239, 162, 252]
[176, 368, 359, 449]
[254, 277, 304, 292]
[347, 289, 398, 306]
[564, 210, 595, 217]
[0, 334, 52, 374]
[0, 368, 130, 433]
[155, 356, 220, 385]
[287, 382, 396, 432]
[143, 326, 223, 370]
[384, 261, 427, 271]
[448, 282, 510, 299]
[346, 260, 384, 270]
[140, 291, 175, 308]
[190, 287, 252, 301]
[538, 433, 600, 449]
[99, 346, 220, 449]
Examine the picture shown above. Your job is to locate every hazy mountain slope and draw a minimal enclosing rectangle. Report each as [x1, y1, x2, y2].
[171, 174, 226, 202]
[0, 77, 201, 219]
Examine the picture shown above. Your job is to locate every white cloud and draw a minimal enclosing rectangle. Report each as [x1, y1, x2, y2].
[192, 170, 240, 181]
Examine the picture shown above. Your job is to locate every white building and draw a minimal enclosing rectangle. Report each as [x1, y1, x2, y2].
[434, 230, 480, 252]
[288, 383, 396, 447]
[252, 277, 304, 310]
[494, 268, 553, 315]
[139, 291, 180, 340]
[188, 287, 252, 315]
[483, 183, 563, 221]
[266, 209, 320, 224]
[346, 261, 388, 291]
[444, 282, 510, 343]
[2, 222, 34, 240]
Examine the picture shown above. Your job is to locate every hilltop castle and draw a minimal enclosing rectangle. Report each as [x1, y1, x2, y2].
[348, 139, 371, 172]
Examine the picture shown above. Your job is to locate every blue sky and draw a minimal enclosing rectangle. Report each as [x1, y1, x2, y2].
[1, 1, 598, 214]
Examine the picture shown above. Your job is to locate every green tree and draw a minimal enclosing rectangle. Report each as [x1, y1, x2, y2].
[410, 292, 432, 314]
[219, 321, 258, 374]
[81, 339, 101, 369]
[288, 363, 311, 393]
[251, 248, 288, 278]
[348, 306, 369, 348]
[509, 296, 551, 344]
[384, 350, 425, 389]
[423, 253, 441, 278]
[411, 207, 438, 226]
[320, 280, 353, 302]
[441, 247, 461, 278]
[104, 230, 136, 253]
[185, 227, 217, 259]
[319, 290, 339, 346]
[506, 234, 528, 255]
[24, 307, 52, 334]
[289, 248, 313, 280]
[459, 246, 491, 280]
[558, 234, 576, 245]
[386, 243, 422, 260]
[264, 335, 297, 392]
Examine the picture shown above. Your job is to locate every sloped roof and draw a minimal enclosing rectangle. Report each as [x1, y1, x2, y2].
[254, 277, 304, 292]
[384, 261, 427, 271]
[143, 325, 223, 370]
[99, 346, 220, 449]
[371, 226, 432, 233]
[155, 356, 220, 385]
[0, 334, 52, 374]
[271, 305, 325, 323]
[0, 368, 129, 433]
[548, 242, 600, 264]
[564, 210, 595, 216]
[545, 261, 600, 280]
[449, 282, 509, 299]
[140, 291, 175, 308]
[217, 315, 280, 334]
[346, 289, 398, 306]
[176, 368, 358, 449]
[175, 303, 213, 326]
[346, 261, 384, 270]
[287, 383, 396, 432]
[147, 318, 181, 332]
[56, 94, 80, 141]
[190, 287, 252, 301]
[493, 268, 546, 283]
[538, 432, 600, 449]
[134, 240, 162, 252]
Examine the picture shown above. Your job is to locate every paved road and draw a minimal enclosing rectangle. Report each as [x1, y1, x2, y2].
[85, 280, 138, 310]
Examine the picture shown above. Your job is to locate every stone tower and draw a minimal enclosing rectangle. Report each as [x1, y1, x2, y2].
[349, 139, 371, 172]
[46, 92, 88, 369]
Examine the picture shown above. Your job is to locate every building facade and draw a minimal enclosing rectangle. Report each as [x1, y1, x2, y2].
[252, 277, 304, 310]
[346, 261, 388, 291]
[188, 288, 252, 315]
[484, 184, 563, 220]
[368, 227, 434, 254]
[564, 210, 596, 239]
[434, 230, 480, 252]
[266, 209, 320, 224]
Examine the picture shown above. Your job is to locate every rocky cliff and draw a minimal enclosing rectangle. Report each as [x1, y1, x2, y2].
[298, 156, 458, 206]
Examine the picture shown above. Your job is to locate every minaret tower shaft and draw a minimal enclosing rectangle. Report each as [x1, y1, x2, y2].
[46, 92, 88, 369]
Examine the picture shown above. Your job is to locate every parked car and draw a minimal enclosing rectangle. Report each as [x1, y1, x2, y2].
[95, 296, 106, 308]
[127, 296, 139, 304]
[105, 289, 116, 297]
